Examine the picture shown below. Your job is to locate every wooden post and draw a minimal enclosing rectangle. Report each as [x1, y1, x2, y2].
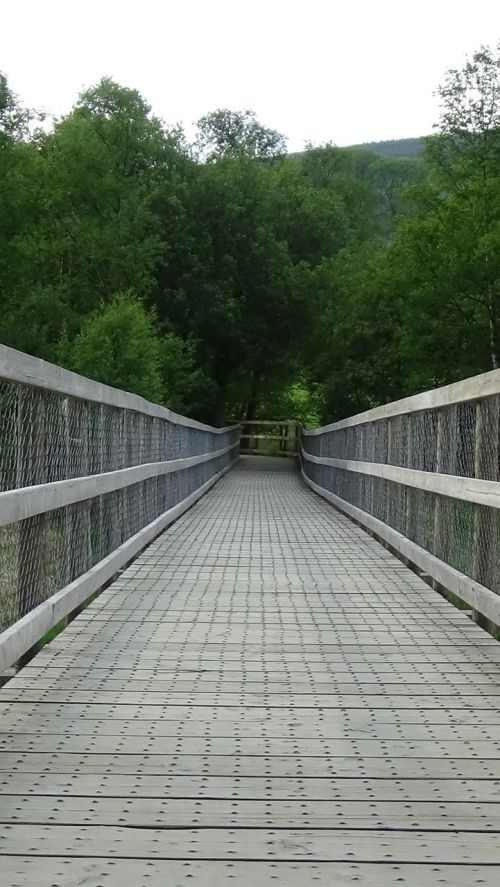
[390, 414, 404, 533]
[405, 414, 416, 541]
[367, 423, 376, 516]
[472, 398, 499, 600]
[433, 405, 457, 570]
[18, 387, 46, 619]
[118, 411, 128, 542]
[151, 417, 159, 520]
[97, 404, 105, 561]
[67, 399, 92, 591]
[386, 417, 394, 527]
[248, 422, 256, 454]
[108, 409, 121, 552]
[356, 425, 364, 508]
[137, 412, 145, 524]
[433, 409, 445, 572]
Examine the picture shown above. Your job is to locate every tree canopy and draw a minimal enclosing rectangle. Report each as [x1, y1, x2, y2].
[1, 44, 499, 425]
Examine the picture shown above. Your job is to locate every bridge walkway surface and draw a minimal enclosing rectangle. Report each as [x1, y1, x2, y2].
[1, 456, 500, 885]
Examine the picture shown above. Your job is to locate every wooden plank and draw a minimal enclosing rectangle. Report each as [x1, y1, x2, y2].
[1, 456, 499, 881]
[2, 795, 500, 830]
[240, 434, 292, 440]
[2, 859, 498, 887]
[3, 733, 500, 757]
[240, 449, 298, 457]
[3, 688, 500, 707]
[1, 751, 500, 779]
[3, 824, 500, 863]
[0, 460, 236, 673]
[240, 420, 294, 426]
[302, 466, 500, 627]
[2, 773, 500, 802]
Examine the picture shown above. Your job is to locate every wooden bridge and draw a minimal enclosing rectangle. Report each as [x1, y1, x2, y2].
[1, 345, 500, 885]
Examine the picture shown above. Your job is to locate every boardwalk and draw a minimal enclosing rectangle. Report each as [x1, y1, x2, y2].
[1, 456, 500, 885]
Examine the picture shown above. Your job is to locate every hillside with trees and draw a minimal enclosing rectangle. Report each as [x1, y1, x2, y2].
[351, 137, 423, 158]
[1, 43, 499, 425]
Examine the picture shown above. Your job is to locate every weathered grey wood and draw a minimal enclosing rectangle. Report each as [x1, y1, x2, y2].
[302, 448, 500, 510]
[433, 406, 457, 564]
[3, 823, 500, 863]
[3, 773, 500, 801]
[2, 859, 497, 886]
[472, 398, 500, 590]
[302, 466, 500, 626]
[240, 420, 299, 456]
[17, 387, 46, 620]
[2, 795, 500, 829]
[67, 398, 91, 584]
[1, 457, 500, 884]
[0, 343, 238, 434]
[0, 460, 236, 673]
[241, 434, 291, 441]
[0, 442, 238, 529]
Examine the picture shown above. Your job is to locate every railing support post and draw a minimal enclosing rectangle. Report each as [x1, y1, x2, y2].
[17, 387, 46, 666]
[472, 398, 499, 621]
[18, 388, 46, 619]
[67, 399, 92, 619]
[433, 406, 457, 578]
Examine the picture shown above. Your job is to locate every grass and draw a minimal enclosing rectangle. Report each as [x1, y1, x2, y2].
[40, 617, 68, 647]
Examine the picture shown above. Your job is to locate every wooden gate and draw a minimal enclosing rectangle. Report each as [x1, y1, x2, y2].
[239, 420, 300, 457]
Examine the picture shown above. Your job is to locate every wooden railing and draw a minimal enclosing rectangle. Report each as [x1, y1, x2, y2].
[240, 420, 300, 457]
[301, 369, 500, 630]
[0, 345, 240, 672]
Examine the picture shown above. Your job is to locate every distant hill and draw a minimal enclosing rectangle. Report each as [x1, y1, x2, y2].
[351, 137, 424, 158]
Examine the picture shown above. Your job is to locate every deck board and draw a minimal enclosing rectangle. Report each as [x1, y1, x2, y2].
[1, 456, 500, 885]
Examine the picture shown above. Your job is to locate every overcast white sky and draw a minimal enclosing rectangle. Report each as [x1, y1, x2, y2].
[2, 0, 500, 149]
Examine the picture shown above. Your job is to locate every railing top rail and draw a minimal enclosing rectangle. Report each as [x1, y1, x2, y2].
[0, 344, 238, 434]
[303, 367, 500, 436]
[240, 419, 297, 426]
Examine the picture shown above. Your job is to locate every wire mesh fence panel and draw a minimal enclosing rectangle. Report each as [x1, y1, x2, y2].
[302, 380, 500, 622]
[0, 346, 239, 643]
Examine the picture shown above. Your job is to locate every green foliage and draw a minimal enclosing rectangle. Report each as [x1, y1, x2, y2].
[162, 335, 218, 418]
[257, 381, 323, 428]
[196, 109, 286, 162]
[384, 41, 500, 385]
[352, 137, 423, 158]
[65, 292, 165, 401]
[2, 45, 500, 428]
[0, 71, 33, 142]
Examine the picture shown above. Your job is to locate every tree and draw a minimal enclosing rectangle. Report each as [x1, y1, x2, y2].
[162, 335, 218, 419]
[2, 61, 487, 427]
[157, 154, 309, 421]
[437, 44, 500, 146]
[195, 109, 286, 162]
[384, 43, 500, 382]
[0, 74, 53, 355]
[66, 292, 165, 401]
[0, 71, 31, 142]
[307, 244, 405, 421]
[35, 79, 185, 318]
[369, 155, 424, 231]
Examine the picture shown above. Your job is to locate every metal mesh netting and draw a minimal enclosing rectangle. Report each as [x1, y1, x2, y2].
[304, 401, 497, 476]
[303, 395, 500, 596]
[0, 377, 239, 633]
